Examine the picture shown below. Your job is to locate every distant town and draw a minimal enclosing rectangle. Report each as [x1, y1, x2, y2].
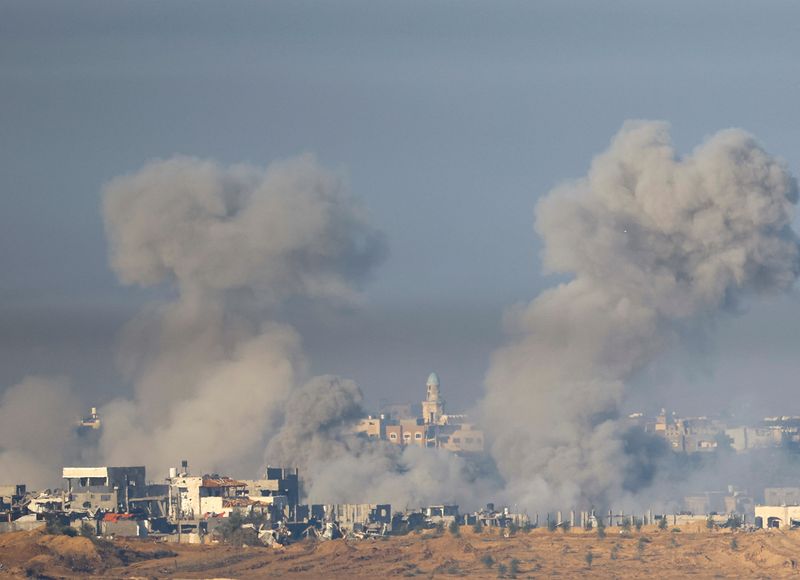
[4, 372, 800, 546]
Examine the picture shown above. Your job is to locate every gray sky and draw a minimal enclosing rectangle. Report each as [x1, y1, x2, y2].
[3, 0, 800, 418]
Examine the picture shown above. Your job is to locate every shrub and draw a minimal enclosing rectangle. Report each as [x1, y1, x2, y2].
[596, 519, 606, 539]
[730, 537, 738, 551]
[481, 553, 495, 568]
[547, 518, 557, 532]
[80, 522, 96, 539]
[497, 562, 508, 577]
[508, 521, 519, 535]
[621, 517, 631, 532]
[585, 550, 594, 568]
[45, 518, 77, 537]
[610, 544, 619, 560]
[726, 515, 743, 529]
[634, 518, 643, 532]
[24, 561, 45, 578]
[636, 537, 646, 559]
[448, 520, 460, 537]
[509, 558, 520, 576]
[658, 517, 668, 531]
[561, 520, 571, 533]
[706, 516, 714, 530]
[216, 511, 260, 547]
[473, 520, 483, 534]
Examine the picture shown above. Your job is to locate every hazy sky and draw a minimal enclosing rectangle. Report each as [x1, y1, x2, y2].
[3, 0, 800, 418]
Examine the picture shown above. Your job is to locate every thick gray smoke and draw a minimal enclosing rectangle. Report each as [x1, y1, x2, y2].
[266, 376, 494, 508]
[484, 121, 799, 511]
[266, 376, 496, 507]
[98, 154, 386, 476]
[0, 377, 82, 487]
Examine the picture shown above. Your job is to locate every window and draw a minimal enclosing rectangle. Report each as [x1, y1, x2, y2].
[100, 494, 111, 501]
[415, 433, 422, 439]
[389, 433, 397, 439]
[403, 433, 411, 439]
[453, 437, 461, 443]
[465, 438, 474, 444]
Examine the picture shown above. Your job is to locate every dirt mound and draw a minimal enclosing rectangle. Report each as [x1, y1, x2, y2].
[6, 526, 800, 578]
[0, 528, 176, 578]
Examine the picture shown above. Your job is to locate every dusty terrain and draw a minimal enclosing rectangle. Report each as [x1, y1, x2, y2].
[2, 525, 800, 578]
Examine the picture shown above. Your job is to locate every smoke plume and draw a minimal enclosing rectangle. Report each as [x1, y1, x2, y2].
[98, 154, 386, 477]
[484, 121, 799, 510]
[0, 377, 82, 488]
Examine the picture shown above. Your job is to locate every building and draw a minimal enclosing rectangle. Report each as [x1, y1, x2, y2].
[354, 372, 485, 453]
[63, 466, 146, 512]
[422, 372, 445, 425]
[385, 419, 436, 447]
[168, 464, 299, 521]
[764, 487, 800, 506]
[438, 423, 484, 453]
[755, 505, 800, 529]
[354, 416, 385, 440]
[78, 407, 101, 431]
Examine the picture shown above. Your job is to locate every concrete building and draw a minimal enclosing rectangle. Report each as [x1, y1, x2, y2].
[421, 372, 445, 425]
[78, 407, 101, 431]
[755, 505, 800, 529]
[764, 487, 800, 506]
[356, 372, 485, 453]
[354, 416, 385, 440]
[385, 419, 435, 447]
[168, 465, 298, 521]
[63, 466, 145, 512]
[438, 423, 484, 453]
[324, 503, 391, 534]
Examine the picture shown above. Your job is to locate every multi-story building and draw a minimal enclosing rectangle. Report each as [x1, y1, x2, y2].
[355, 373, 484, 454]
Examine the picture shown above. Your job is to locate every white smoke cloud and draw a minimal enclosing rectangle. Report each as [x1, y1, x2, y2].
[484, 121, 799, 511]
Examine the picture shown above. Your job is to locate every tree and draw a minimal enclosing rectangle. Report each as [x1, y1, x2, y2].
[509, 558, 520, 578]
[621, 517, 631, 532]
[706, 516, 715, 530]
[634, 518, 643, 532]
[473, 520, 483, 534]
[547, 518, 557, 532]
[658, 516, 668, 531]
[449, 520, 460, 537]
[585, 550, 594, 568]
[596, 518, 606, 539]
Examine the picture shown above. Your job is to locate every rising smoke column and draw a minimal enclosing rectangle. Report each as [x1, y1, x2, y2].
[99, 154, 488, 508]
[99, 154, 386, 476]
[484, 121, 799, 510]
[0, 377, 83, 487]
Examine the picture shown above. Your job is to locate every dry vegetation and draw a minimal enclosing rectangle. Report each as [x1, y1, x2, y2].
[2, 524, 800, 578]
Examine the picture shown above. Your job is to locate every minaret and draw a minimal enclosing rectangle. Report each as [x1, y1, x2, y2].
[422, 372, 445, 425]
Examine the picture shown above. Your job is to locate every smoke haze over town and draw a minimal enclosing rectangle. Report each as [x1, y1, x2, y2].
[5, 0, 800, 521]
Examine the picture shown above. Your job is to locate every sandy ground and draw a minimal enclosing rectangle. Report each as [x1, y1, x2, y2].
[2, 525, 800, 578]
